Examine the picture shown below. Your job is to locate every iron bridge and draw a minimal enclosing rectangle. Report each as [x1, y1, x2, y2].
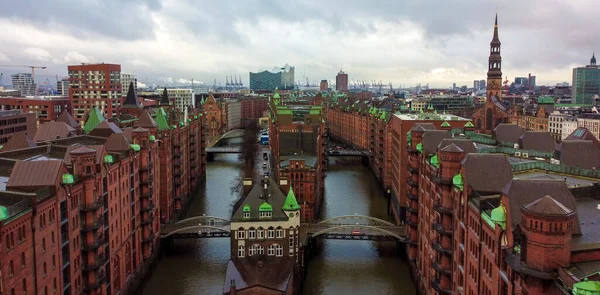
[161, 215, 231, 239]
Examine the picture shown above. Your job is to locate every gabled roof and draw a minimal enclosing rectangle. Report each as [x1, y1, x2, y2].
[523, 195, 573, 216]
[64, 145, 104, 165]
[159, 88, 170, 106]
[104, 133, 131, 152]
[134, 110, 157, 129]
[518, 131, 555, 152]
[422, 130, 451, 154]
[34, 122, 76, 142]
[462, 154, 512, 193]
[411, 123, 437, 132]
[2, 133, 37, 152]
[555, 140, 600, 170]
[564, 127, 600, 150]
[493, 124, 524, 143]
[122, 82, 141, 108]
[223, 259, 293, 294]
[7, 160, 63, 190]
[440, 143, 464, 153]
[56, 110, 79, 129]
[88, 120, 123, 138]
[231, 178, 287, 221]
[439, 139, 476, 154]
[154, 108, 170, 131]
[502, 179, 580, 234]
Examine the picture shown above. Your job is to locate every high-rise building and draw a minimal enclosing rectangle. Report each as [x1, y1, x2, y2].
[56, 78, 70, 96]
[473, 80, 480, 90]
[479, 79, 486, 90]
[320, 80, 328, 91]
[11, 73, 36, 96]
[571, 54, 600, 104]
[162, 88, 194, 111]
[336, 70, 348, 91]
[121, 73, 136, 96]
[515, 77, 528, 86]
[68, 63, 122, 123]
[528, 73, 536, 89]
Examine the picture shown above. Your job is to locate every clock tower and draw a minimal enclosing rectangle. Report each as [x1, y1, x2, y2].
[487, 13, 502, 100]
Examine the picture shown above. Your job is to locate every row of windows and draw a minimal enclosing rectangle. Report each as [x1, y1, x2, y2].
[237, 244, 284, 257]
[236, 226, 286, 239]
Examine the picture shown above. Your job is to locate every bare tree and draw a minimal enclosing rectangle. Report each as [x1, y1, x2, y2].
[230, 121, 260, 200]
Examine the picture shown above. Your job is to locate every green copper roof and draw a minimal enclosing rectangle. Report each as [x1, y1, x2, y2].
[419, 108, 424, 114]
[243, 204, 251, 212]
[273, 87, 280, 99]
[283, 185, 301, 211]
[464, 121, 475, 128]
[380, 110, 387, 120]
[201, 96, 206, 104]
[441, 121, 451, 127]
[573, 278, 600, 295]
[194, 115, 198, 120]
[416, 142, 423, 153]
[149, 135, 156, 141]
[430, 154, 440, 168]
[0, 206, 7, 221]
[172, 124, 177, 129]
[537, 95, 555, 104]
[179, 121, 184, 127]
[188, 118, 192, 123]
[491, 203, 507, 230]
[434, 110, 438, 114]
[104, 155, 114, 164]
[406, 131, 412, 144]
[130, 144, 141, 152]
[453, 173, 464, 191]
[83, 107, 105, 134]
[62, 173, 74, 185]
[259, 202, 272, 212]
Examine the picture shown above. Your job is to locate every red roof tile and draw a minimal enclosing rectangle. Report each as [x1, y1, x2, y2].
[34, 122, 75, 142]
[2, 133, 37, 152]
[6, 160, 63, 190]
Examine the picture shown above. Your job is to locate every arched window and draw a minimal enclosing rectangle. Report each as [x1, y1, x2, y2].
[257, 227, 264, 239]
[237, 227, 245, 239]
[276, 226, 283, 238]
[267, 227, 274, 239]
[248, 227, 256, 239]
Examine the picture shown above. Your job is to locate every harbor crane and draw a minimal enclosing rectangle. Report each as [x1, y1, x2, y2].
[0, 64, 47, 95]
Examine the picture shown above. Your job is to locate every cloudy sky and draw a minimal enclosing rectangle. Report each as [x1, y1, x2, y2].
[0, 0, 598, 88]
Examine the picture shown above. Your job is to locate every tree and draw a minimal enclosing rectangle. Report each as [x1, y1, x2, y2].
[230, 121, 260, 199]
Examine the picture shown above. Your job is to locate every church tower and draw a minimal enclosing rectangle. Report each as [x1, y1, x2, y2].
[486, 13, 502, 100]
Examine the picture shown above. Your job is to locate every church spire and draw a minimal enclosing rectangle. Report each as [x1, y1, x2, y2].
[159, 88, 170, 106]
[591, 52, 597, 66]
[493, 13, 499, 41]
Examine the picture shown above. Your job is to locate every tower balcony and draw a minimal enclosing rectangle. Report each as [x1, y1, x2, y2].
[174, 160, 182, 167]
[408, 166, 419, 173]
[141, 202, 155, 212]
[432, 175, 452, 185]
[174, 153, 181, 159]
[81, 236, 106, 252]
[405, 218, 418, 227]
[142, 233, 155, 244]
[407, 179, 418, 187]
[406, 206, 419, 214]
[431, 280, 452, 295]
[432, 260, 452, 276]
[82, 254, 107, 271]
[407, 192, 419, 201]
[140, 162, 153, 171]
[80, 199, 103, 212]
[141, 215, 155, 226]
[84, 272, 107, 292]
[81, 217, 105, 232]
[432, 222, 452, 236]
[432, 240, 453, 256]
[140, 190, 153, 199]
[141, 176, 154, 185]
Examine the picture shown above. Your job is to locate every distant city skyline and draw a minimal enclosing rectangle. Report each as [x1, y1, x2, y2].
[0, 0, 598, 88]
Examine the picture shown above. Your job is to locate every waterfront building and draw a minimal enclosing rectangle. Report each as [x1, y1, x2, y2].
[121, 73, 136, 97]
[269, 89, 326, 222]
[202, 94, 228, 140]
[335, 70, 348, 92]
[10, 73, 36, 96]
[472, 15, 510, 134]
[224, 176, 302, 294]
[0, 96, 71, 125]
[68, 63, 122, 123]
[249, 64, 295, 90]
[0, 110, 36, 145]
[572, 54, 600, 104]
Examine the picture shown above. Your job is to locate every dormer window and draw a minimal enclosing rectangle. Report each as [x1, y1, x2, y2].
[242, 204, 251, 219]
[259, 202, 272, 218]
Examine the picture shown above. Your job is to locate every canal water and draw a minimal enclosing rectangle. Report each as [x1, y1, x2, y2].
[141, 154, 415, 295]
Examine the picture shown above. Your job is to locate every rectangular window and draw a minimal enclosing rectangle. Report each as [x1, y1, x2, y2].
[268, 229, 274, 238]
[237, 230, 245, 239]
[243, 212, 250, 218]
[248, 229, 255, 239]
[289, 235, 294, 248]
[276, 229, 283, 238]
[257, 229, 264, 239]
[238, 245, 245, 257]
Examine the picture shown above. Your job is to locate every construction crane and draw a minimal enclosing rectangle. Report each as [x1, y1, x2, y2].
[0, 64, 47, 95]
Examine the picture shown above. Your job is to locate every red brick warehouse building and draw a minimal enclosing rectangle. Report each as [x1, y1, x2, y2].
[0, 96, 71, 125]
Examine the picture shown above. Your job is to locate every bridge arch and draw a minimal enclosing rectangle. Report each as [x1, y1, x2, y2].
[311, 225, 404, 241]
[317, 215, 396, 227]
[161, 225, 230, 239]
[175, 216, 230, 226]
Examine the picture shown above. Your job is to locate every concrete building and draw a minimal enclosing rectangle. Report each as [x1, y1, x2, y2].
[269, 89, 326, 222]
[227, 100, 241, 130]
[249, 64, 295, 90]
[120, 73, 136, 97]
[336, 70, 348, 92]
[548, 111, 571, 140]
[0, 110, 36, 145]
[320, 80, 328, 92]
[0, 96, 70, 125]
[11, 73, 36, 96]
[162, 88, 194, 111]
[572, 54, 600, 104]
[224, 177, 302, 294]
[56, 78, 70, 96]
[561, 117, 578, 140]
[68, 63, 122, 123]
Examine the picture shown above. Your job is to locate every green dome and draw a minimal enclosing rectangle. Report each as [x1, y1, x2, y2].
[491, 203, 507, 230]
[0, 206, 8, 221]
[149, 135, 156, 141]
[259, 202, 272, 212]
[430, 154, 440, 168]
[104, 155, 114, 164]
[62, 173, 74, 185]
[130, 144, 141, 152]
[573, 278, 600, 295]
[283, 185, 301, 211]
[416, 142, 423, 153]
[441, 121, 451, 127]
[453, 173, 464, 191]
[194, 115, 198, 119]
[243, 204, 251, 212]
